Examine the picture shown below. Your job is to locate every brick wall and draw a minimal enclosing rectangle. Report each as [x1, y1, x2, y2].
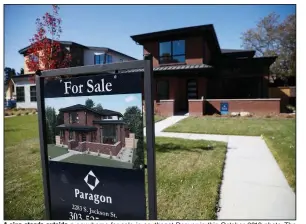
[205, 99, 281, 115]
[76, 141, 122, 156]
[68, 140, 79, 150]
[185, 36, 203, 64]
[154, 99, 175, 116]
[188, 99, 204, 116]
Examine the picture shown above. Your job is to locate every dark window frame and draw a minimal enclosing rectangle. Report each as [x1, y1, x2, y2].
[16, 86, 25, 102]
[69, 112, 79, 124]
[156, 80, 169, 101]
[30, 86, 37, 102]
[159, 40, 185, 64]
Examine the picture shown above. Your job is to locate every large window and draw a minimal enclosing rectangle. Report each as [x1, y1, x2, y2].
[69, 112, 79, 124]
[30, 86, 36, 102]
[16, 86, 25, 102]
[94, 54, 105, 64]
[102, 125, 117, 144]
[106, 54, 112, 64]
[156, 80, 169, 100]
[159, 40, 185, 64]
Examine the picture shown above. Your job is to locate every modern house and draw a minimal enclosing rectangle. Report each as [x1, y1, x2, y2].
[130, 24, 280, 116]
[55, 104, 137, 156]
[8, 40, 137, 108]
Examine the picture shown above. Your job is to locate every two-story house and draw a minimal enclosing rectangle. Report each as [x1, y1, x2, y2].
[55, 104, 137, 156]
[130, 24, 279, 116]
[9, 40, 137, 109]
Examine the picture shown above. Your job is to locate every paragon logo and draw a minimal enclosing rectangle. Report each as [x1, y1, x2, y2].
[74, 170, 113, 205]
[84, 170, 99, 190]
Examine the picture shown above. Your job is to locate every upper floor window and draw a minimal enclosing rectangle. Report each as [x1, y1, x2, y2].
[106, 54, 113, 64]
[69, 112, 79, 124]
[94, 54, 105, 65]
[159, 40, 185, 64]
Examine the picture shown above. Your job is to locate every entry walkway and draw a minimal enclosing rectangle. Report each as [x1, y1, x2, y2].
[144, 115, 296, 219]
[51, 151, 80, 161]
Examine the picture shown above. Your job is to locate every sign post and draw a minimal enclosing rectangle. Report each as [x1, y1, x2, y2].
[36, 58, 156, 220]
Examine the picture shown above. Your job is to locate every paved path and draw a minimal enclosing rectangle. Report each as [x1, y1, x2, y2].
[146, 115, 296, 219]
[218, 136, 295, 219]
[51, 151, 78, 161]
[144, 115, 187, 135]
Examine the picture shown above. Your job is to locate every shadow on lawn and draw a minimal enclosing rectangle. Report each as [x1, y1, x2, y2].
[145, 142, 214, 153]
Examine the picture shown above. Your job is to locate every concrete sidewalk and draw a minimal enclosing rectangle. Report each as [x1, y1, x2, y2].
[144, 115, 296, 219]
[144, 115, 187, 135]
[217, 136, 295, 220]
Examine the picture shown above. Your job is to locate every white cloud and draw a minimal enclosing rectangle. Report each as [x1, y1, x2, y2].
[125, 95, 136, 103]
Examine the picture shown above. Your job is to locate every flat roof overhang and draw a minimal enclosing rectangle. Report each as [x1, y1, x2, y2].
[93, 120, 126, 125]
[56, 124, 97, 132]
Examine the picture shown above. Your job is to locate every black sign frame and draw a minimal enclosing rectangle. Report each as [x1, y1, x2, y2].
[36, 56, 157, 220]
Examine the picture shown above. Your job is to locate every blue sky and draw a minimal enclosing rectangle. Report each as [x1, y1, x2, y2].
[44, 93, 142, 115]
[4, 5, 295, 71]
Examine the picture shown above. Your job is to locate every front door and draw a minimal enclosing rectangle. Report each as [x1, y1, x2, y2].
[187, 79, 198, 100]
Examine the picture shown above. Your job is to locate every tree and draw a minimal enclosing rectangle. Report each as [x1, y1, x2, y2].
[85, 98, 95, 108]
[123, 106, 143, 169]
[19, 68, 24, 75]
[241, 12, 296, 81]
[4, 67, 16, 85]
[45, 106, 57, 144]
[93, 103, 104, 113]
[26, 5, 71, 79]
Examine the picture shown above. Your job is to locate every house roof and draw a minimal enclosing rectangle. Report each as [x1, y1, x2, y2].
[59, 104, 123, 117]
[56, 124, 97, 131]
[130, 24, 221, 64]
[18, 39, 137, 60]
[221, 49, 256, 58]
[18, 39, 87, 54]
[119, 63, 212, 73]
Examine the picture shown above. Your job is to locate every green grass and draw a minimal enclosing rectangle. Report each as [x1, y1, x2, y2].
[4, 115, 38, 147]
[47, 144, 69, 158]
[62, 154, 133, 169]
[4, 115, 227, 220]
[165, 116, 296, 191]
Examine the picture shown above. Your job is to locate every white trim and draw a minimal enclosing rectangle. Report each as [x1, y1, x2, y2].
[159, 99, 175, 102]
[206, 98, 281, 101]
[188, 99, 204, 102]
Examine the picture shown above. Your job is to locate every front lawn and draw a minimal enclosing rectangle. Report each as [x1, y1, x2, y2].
[62, 154, 133, 169]
[165, 116, 296, 191]
[47, 144, 69, 158]
[4, 115, 227, 220]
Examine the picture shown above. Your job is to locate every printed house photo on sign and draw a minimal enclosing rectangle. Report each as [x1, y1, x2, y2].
[44, 94, 144, 170]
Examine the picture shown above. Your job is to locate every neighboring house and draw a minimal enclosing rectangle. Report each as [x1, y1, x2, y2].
[54, 104, 137, 157]
[130, 24, 280, 116]
[10, 40, 137, 109]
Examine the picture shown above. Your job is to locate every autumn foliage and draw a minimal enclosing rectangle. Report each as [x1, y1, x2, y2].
[26, 5, 71, 81]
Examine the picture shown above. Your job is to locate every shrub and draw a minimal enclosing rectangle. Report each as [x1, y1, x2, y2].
[13, 108, 18, 112]
[5, 112, 9, 116]
[265, 114, 272, 118]
[16, 113, 21, 116]
[25, 112, 29, 115]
